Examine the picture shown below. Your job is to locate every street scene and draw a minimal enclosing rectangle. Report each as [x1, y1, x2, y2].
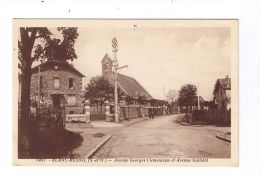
[70, 114, 230, 159]
[15, 20, 237, 163]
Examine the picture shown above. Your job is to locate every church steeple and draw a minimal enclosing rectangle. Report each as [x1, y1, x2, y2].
[101, 53, 113, 82]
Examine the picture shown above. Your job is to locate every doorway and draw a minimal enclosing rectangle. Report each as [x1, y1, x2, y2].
[52, 94, 62, 108]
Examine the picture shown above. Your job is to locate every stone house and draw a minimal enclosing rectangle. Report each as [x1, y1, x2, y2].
[30, 60, 85, 114]
[213, 76, 231, 111]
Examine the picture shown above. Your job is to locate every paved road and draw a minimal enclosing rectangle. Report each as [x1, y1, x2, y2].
[93, 114, 230, 158]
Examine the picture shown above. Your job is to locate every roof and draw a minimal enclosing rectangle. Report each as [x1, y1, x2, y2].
[117, 73, 153, 99]
[218, 77, 231, 89]
[101, 53, 112, 64]
[31, 60, 85, 77]
[213, 76, 231, 95]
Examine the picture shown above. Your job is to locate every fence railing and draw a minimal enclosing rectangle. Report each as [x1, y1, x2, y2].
[192, 109, 231, 126]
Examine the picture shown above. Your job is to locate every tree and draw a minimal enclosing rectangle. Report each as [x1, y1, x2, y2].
[124, 94, 134, 105]
[18, 27, 79, 157]
[177, 84, 197, 112]
[166, 89, 178, 103]
[136, 95, 148, 106]
[83, 76, 125, 112]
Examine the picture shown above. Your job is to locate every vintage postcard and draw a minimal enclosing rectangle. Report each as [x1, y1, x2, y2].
[13, 19, 238, 166]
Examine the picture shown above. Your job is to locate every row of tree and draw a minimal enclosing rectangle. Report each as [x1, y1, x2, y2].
[83, 76, 200, 113]
[166, 84, 198, 112]
[83, 76, 162, 108]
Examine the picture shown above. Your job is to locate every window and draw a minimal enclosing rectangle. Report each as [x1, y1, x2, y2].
[54, 78, 60, 89]
[67, 95, 76, 106]
[69, 78, 73, 89]
[105, 63, 109, 71]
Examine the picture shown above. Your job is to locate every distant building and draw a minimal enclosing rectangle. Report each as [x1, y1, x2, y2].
[213, 75, 231, 110]
[101, 54, 153, 101]
[29, 60, 85, 113]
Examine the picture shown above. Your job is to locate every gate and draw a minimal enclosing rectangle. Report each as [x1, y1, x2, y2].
[90, 106, 106, 121]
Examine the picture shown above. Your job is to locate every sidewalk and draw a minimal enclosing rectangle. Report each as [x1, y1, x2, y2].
[216, 132, 231, 142]
[66, 117, 149, 158]
[176, 115, 231, 143]
[121, 117, 149, 126]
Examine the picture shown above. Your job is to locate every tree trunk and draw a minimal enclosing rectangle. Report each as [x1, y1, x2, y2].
[18, 66, 32, 158]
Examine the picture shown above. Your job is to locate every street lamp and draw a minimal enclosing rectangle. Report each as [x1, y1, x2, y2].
[112, 37, 128, 123]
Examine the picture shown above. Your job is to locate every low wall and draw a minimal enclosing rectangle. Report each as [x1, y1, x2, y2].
[119, 106, 163, 120]
[65, 106, 84, 115]
[66, 114, 88, 123]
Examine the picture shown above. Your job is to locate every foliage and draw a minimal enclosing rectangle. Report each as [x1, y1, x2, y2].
[32, 80, 49, 105]
[18, 27, 79, 67]
[136, 95, 148, 106]
[124, 94, 135, 105]
[45, 27, 79, 61]
[166, 89, 178, 103]
[18, 27, 79, 158]
[18, 27, 79, 113]
[213, 80, 219, 96]
[177, 84, 197, 108]
[150, 99, 167, 107]
[83, 76, 125, 106]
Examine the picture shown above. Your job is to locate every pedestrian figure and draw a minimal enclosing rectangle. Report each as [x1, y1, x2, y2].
[187, 112, 192, 125]
[148, 108, 152, 119]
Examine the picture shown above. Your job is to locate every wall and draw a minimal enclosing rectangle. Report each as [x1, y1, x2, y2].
[30, 67, 83, 107]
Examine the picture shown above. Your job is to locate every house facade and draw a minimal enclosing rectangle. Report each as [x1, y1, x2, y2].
[213, 76, 231, 111]
[30, 61, 85, 114]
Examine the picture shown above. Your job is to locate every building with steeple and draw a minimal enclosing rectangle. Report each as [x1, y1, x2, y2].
[101, 54, 152, 100]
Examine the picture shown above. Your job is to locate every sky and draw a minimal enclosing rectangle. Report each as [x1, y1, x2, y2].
[52, 21, 231, 100]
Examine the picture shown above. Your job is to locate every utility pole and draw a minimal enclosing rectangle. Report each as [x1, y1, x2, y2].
[112, 37, 128, 123]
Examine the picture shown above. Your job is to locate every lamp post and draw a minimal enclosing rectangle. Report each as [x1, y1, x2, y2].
[112, 37, 128, 123]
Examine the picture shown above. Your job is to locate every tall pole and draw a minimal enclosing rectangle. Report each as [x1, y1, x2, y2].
[111, 37, 128, 123]
[112, 37, 119, 123]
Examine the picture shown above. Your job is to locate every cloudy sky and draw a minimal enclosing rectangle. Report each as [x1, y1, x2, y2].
[67, 21, 231, 100]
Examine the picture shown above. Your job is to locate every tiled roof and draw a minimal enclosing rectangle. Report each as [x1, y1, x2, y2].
[117, 73, 153, 99]
[31, 60, 85, 77]
[218, 77, 231, 90]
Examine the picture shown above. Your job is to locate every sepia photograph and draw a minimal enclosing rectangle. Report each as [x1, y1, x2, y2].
[13, 19, 238, 166]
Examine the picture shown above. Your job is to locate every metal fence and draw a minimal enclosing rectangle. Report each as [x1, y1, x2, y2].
[18, 105, 66, 133]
